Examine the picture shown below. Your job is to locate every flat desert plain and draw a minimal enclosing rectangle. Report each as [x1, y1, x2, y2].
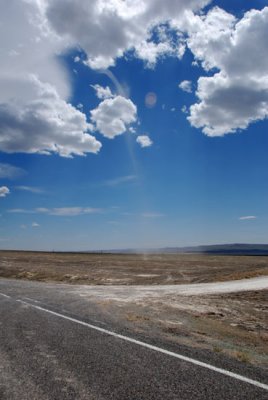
[0, 251, 267, 368]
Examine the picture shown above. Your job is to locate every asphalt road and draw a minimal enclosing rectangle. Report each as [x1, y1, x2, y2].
[0, 279, 267, 400]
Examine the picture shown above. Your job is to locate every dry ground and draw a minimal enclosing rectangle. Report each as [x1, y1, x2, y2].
[0, 251, 267, 368]
[0, 250, 267, 284]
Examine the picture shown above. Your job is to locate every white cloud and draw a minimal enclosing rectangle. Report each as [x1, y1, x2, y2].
[91, 84, 114, 100]
[8, 207, 101, 217]
[32, 222, 40, 227]
[104, 175, 137, 186]
[141, 212, 165, 218]
[0, 76, 101, 157]
[3, 0, 266, 148]
[0, 1, 101, 157]
[135, 41, 173, 68]
[239, 216, 257, 220]
[186, 7, 268, 136]
[45, 0, 209, 69]
[0, 186, 10, 197]
[178, 80, 192, 93]
[8, 209, 35, 214]
[0, 163, 26, 179]
[42, 207, 101, 216]
[15, 186, 44, 194]
[90, 96, 137, 138]
[136, 135, 153, 148]
[1, 0, 232, 157]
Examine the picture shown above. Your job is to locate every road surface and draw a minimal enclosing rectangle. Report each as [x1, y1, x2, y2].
[0, 278, 267, 399]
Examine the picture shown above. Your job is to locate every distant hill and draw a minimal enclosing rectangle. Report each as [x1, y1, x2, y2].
[102, 244, 268, 255]
[161, 244, 268, 255]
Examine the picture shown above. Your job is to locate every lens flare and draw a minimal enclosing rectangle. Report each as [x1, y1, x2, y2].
[145, 92, 157, 108]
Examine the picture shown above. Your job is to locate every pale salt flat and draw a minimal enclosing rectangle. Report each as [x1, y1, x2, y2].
[74, 276, 268, 303]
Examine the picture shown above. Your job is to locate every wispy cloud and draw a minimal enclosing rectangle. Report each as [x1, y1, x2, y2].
[9, 207, 101, 216]
[141, 212, 165, 218]
[107, 220, 120, 225]
[43, 207, 100, 216]
[0, 163, 26, 179]
[239, 215, 257, 220]
[9, 208, 35, 214]
[32, 222, 40, 227]
[15, 186, 44, 194]
[104, 175, 137, 186]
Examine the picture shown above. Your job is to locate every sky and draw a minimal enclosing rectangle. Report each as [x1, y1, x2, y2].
[0, 0, 268, 251]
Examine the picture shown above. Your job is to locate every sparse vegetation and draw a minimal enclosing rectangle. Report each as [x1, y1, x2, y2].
[0, 250, 267, 285]
[126, 313, 150, 322]
[234, 351, 251, 363]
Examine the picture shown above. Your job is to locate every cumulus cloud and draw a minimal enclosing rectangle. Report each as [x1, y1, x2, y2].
[178, 80, 192, 93]
[136, 135, 153, 148]
[91, 84, 114, 100]
[0, 163, 26, 179]
[2, 0, 266, 149]
[186, 7, 268, 135]
[90, 96, 137, 138]
[0, 186, 10, 198]
[0, 1, 101, 157]
[0, 76, 101, 157]
[45, 0, 209, 69]
[135, 40, 174, 68]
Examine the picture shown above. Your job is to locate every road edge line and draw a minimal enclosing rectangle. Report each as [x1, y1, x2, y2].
[10, 297, 268, 392]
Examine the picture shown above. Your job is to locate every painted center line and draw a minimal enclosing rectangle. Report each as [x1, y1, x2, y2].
[2, 296, 263, 392]
[0, 292, 11, 299]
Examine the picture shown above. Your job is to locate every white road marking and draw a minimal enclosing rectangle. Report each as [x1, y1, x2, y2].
[23, 297, 41, 303]
[11, 298, 268, 392]
[0, 292, 11, 299]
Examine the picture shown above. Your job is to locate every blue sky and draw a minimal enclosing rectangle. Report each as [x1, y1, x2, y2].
[0, 0, 268, 250]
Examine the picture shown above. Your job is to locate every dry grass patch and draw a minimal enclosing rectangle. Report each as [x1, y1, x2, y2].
[0, 250, 267, 285]
[126, 313, 150, 323]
